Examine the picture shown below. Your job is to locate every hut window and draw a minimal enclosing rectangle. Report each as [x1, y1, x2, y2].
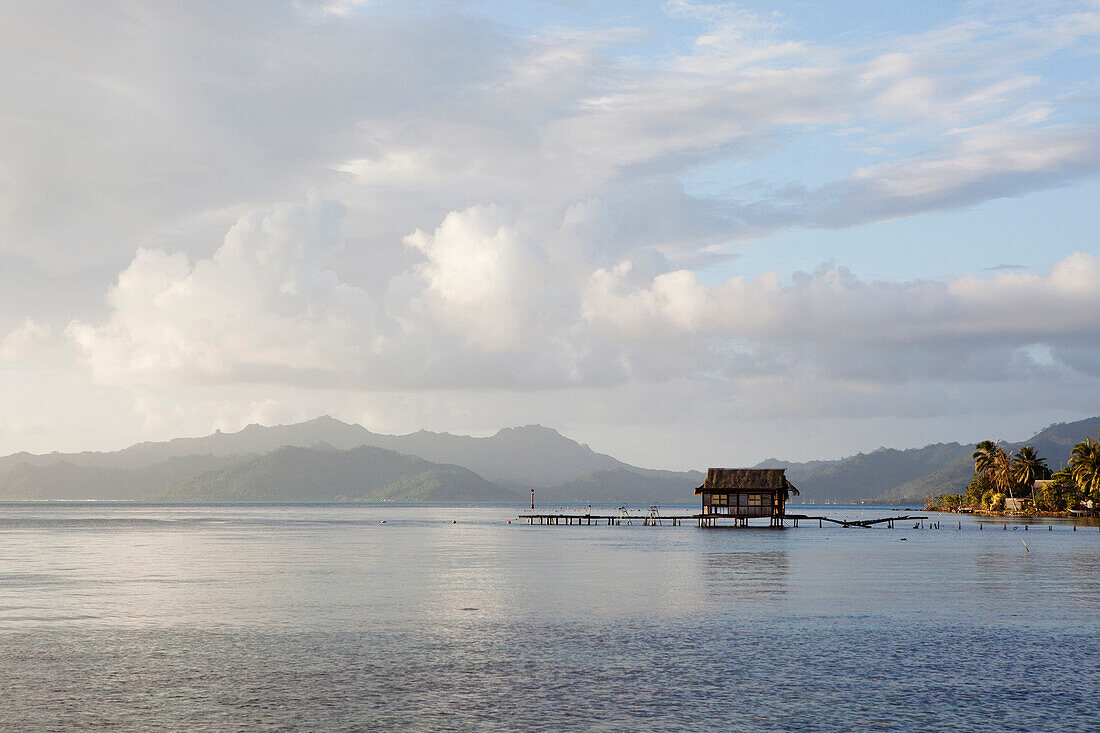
[710, 493, 728, 506]
[748, 494, 762, 507]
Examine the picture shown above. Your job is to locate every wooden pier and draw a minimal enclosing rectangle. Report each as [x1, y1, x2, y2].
[783, 513, 927, 529]
[519, 511, 927, 528]
[520, 468, 928, 530]
[521, 512, 692, 526]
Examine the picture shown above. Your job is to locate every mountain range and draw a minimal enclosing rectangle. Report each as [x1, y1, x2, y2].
[0, 417, 704, 502]
[760, 416, 1100, 504]
[0, 415, 1097, 503]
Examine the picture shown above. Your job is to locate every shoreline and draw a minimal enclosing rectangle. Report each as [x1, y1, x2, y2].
[927, 506, 1097, 520]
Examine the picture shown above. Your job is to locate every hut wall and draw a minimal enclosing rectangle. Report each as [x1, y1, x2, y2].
[701, 491, 776, 517]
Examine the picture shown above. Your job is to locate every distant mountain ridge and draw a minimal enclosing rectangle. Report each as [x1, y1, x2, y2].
[357, 423, 629, 488]
[0, 454, 244, 501]
[157, 445, 518, 502]
[761, 416, 1100, 503]
[1, 414, 1097, 503]
[0, 416, 382, 473]
[536, 467, 706, 503]
[765, 442, 970, 504]
[0, 417, 702, 502]
[0, 416, 649, 488]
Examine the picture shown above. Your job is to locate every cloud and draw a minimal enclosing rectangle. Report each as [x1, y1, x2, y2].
[297, 0, 371, 19]
[3, 0, 1099, 284]
[4, 1, 1100, 458]
[400, 206, 554, 351]
[67, 198, 586, 392]
[0, 1, 506, 270]
[812, 124, 1100, 227]
[581, 251, 1100, 386]
[68, 193, 1100, 415]
[0, 319, 52, 364]
[68, 195, 379, 388]
[982, 264, 1028, 272]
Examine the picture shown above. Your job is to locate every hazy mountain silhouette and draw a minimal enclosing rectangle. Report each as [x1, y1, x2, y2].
[763, 415, 1100, 503]
[157, 445, 518, 502]
[0, 417, 701, 501]
[361, 424, 628, 487]
[0, 454, 244, 500]
[0, 417, 647, 486]
[1, 414, 1097, 503]
[536, 467, 705, 503]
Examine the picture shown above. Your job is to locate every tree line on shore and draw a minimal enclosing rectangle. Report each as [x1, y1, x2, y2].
[929, 432, 1100, 513]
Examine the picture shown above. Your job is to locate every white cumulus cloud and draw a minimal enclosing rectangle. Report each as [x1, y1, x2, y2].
[68, 196, 378, 387]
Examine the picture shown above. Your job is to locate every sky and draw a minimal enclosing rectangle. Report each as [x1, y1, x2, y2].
[2, 0, 1100, 469]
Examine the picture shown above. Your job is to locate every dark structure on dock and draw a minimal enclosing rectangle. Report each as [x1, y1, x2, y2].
[695, 468, 799, 527]
[519, 466, 925, 528]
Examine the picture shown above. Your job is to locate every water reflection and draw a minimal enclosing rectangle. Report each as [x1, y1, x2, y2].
[2, 503, 1100, 732]
[1068, 552, 1100, 605]
[699, 549, 790, 603]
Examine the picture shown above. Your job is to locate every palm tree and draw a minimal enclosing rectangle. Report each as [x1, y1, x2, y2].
[1069, 433, 1100, 503]
[973, 441, 1019, 508]
[973, 440, 999, 477]
[1049, 466, 1074, 486]
[991, 447, 1018, 504]
[1012, 446, 1049, 496]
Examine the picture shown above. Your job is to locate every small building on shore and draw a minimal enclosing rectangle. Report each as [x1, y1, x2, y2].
[695, 468, 799, 527]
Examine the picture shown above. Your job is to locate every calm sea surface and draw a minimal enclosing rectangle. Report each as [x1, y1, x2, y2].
[0, 502, 1097, 732]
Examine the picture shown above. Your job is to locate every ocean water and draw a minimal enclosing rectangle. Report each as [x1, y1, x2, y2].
[0, 502, 1097, 732]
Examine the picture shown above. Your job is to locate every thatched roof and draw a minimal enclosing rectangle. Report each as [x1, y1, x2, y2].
[694, 468, 799, 495]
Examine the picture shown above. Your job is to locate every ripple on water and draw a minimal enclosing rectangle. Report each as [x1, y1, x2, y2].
[0, 503, 1097, 731]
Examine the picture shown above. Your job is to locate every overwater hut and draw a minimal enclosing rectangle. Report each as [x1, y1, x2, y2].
[695, 468, 799, 527]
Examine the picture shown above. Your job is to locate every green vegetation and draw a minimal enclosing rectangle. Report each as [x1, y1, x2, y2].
[929, 431, 1100, 514]
[1013, 446, 1047, 488]
[926, 493, 966, 512]
[963, 471, 995, 508]
[1033, 469, 1079, 513]
[1070, 434, 1100, 500]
